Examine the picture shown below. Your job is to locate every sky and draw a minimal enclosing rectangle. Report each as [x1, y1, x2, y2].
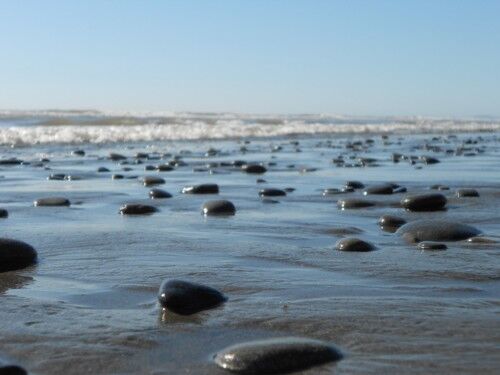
[0, 0, 499, 117]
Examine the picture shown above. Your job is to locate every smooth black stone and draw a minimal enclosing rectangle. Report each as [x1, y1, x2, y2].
[119, 204, 158, 215]
[243, 164, 267, 174]
[201, 200, 236, 216]
[109, 153, 127, 161]
[122, 167, 133, 172]
[182, 184, 219, 194]
[322, 188, 342, 195]
[363, 183, 394, 195]
[378, 215, 406, 229]
[97, 167, 110, 172]
[337, 198, 376, 209]
[259, 188, 286, 197]
[47, 173, 65, 180]
[149, 189, 172, 199]
[0, 238, 37, 272]
[417, 241, 447, 250]
[396, 219, 481, 243]
[142, 176, 166, 186]
[456, 188, 480, 198]
[156, 164, 174, 172]
[421, 156, 440, 164]
[401, 193, 447, 211]
[34, 197, 70, 207]
[430, 184, 450, 190]
[0, 358, 27, 375]
[72, 150, 85, 156]
[214, 337, 343, 374]
[0, 209, 8, 218]
[256, 179, 267, 184]
[64, 175, 82, 181]
[112, 174, 124, 180]
[335, 237, 375, 252]
[144, 165, 156, 171]
[158, 279, 226, 315]
[135, 152, 149, 159]
[344, 181, 364, 189]
[0, 158, 23, 165]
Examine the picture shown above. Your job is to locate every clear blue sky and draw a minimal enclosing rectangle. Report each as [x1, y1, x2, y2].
[1, 0, 499, 116]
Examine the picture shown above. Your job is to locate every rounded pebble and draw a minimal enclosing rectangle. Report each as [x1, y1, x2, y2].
[243, 164, 267, 174]
[158, 279, 227, 315]
[119, 204, 158, 215]
[214, 337, 343, 374]
[259, 188, 286, 197]
[378, 215, 406, 230]
[182, 184, 219, 194]
[337, 198, 376, 209]
[149, 189, 172, 199]
[141, 176, 166, 187]
[0, 238, 38, 272]
[363, 183, 394, 195]
[396, 219, 481, 243]
[335, 237, 375, 252]
[0, 209, 8, 218]
[401, 193, 447, 211]
[34, 197, 71, 207]
[201, 200, 236, 216]
[417, 241, 447, 250]
[456, 188, 479, 198]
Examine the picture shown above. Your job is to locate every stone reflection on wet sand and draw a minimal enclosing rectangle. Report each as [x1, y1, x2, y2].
[0, 132, 499, 374]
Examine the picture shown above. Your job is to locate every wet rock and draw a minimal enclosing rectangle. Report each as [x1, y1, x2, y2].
[0, 209, 8, 218]
[109, 153, 127, 161]
[430, 184, 449, 191]
[0, 358, 27, 375]
[214, 337, 342, 374]
[335, 237, 375, 252]
[337, 198, 375, 209]
[119, 204, 158, 215]
[456, 188, 479, 198]
[156, 164, 174, 172]
[344, 181, 365, 189]
[72, 150, 85, 156]
[149, 189, 172, 199]
[112, 174, 124, 180]
[97, 167, 110, 173]
[158, 279, 226, 315]
[466, 237, 498, 244]
[48, 173, 65, 180]
[363, 183, 394, 195]
[201, 200, 236, 216]
[256, 179, 267, 184]
[141, 176, 166, 187]
[421, 156, 440, 165]
[0, 158, 23, 165]
[322, 188, 342, 195]
[397, 219, 481, 243]
[417, 241, 447, 250]
[182, 184, 219, 194]
[401, 193, 447, 211]
[34, 197, 70, 207]
[0, 238, 37, 272]
[243, 164, 267, 174]
[378, 215, 406, 231]
[259, 188, 286, 197]
[144, 165, 156, 171]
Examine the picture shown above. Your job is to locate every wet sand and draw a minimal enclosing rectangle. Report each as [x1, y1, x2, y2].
[0, 132, 499, 374]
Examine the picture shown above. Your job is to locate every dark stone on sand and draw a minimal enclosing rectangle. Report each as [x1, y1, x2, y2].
[378, 215, 406, 229]
[214, 337, 343, 374]
[109, 153, 127, 161]
[259, 189, 286, 197]
[72, 150, 85, 156]
[323, 188, 341, 195]
[158, 279, 226, 315]
[0, 238, 37, 272]
[0, 158, 23, 165]
[48, 173, 65, 181]
[363, 183, 394, 195]
[243, 164, 267, 174]
[337, 198, 375, 209]
[201, 200, 236, 216]
[396, 219, 481, 243]
[135, 152, 149, 159]
[34, 197, 70, 207]
[344, 181, 364, 189]
[430, 184, 449, 191]
[119, 204, 158, 215]
[0, 209, 8, 218]
[182, 184, 219, 194]
[456, 188, 479, 198]
[335, 237, 375, 252]
[417, 241, 447, 250]
[156, 164, 174, 172]
[256, 179, 267, 184]
[144, 165, 156, 171]
[112, 174, 124, 180]
[149, 188, 172, 199]
[421, 156, 440, 165]
[142, 176, 166, 186]
[97, 167, 110, 173]
[401, 193, 447, 211]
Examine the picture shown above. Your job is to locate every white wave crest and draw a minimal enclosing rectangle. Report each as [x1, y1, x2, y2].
[0, 119, 499, 146]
